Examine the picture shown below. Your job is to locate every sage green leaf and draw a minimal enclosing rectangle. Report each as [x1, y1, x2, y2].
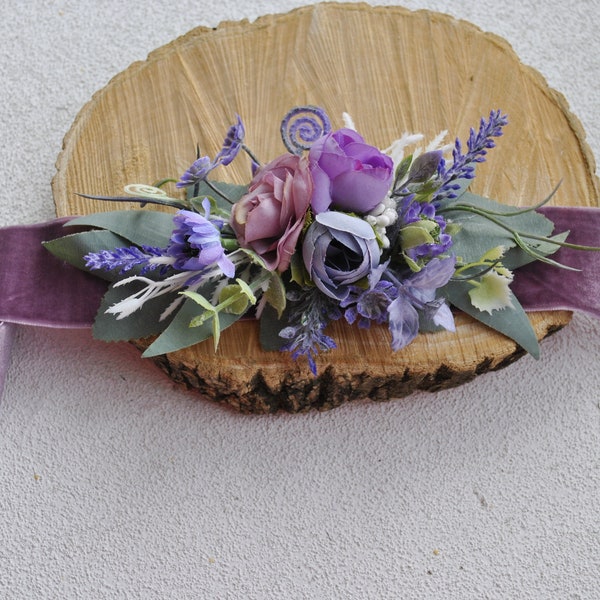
[503, 231, 570, 271]
[259, 304, 288, 351]
[218, 284, 251, 315]
[400, 223, 435, 249]
[190, 180, 248, 212]
[43, 230, 131, 281]
[93, 283, 179, 341]
[264, 272, 287, 318]
[394, 155, 412, 186]
[141, 296, 242, 357]
[65, 210, 175, 248]
[442, 280, 540, 358]
[441, 193, 555, 264]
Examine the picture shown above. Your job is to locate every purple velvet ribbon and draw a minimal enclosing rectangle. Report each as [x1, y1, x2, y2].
[0, 218, 106, 403]
[0, 218, 107, 327]
[0, 207, 598, 401]
[511, 206, 600, 318]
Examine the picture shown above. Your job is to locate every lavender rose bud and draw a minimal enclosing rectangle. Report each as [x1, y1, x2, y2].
[303, 211, 381, 300]
[231, 154, 312, 272]
[308, 128, 394, 214]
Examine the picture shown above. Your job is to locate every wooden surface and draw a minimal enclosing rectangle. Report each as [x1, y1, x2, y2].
[52, 2, 599, 412]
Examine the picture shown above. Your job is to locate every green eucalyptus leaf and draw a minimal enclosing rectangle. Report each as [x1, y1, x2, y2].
[442, 280, 540, 358]
[400, 224, 435, 249]
[503, 231, 570, 271]
[441, 193, 555, 264]
[142, 296, 242, 357]
[190, 180, 248, 212]
[93, 283, 179, 342]
[259, 304, 288, 351]
[43, 230, 132, 281]
[66, 210, 175, 248]
[264, 272, 287, 318]
[219, 284, 251, 315]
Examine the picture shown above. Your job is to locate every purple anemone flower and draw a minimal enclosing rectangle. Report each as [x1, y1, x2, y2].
[166, 200, 235, 277]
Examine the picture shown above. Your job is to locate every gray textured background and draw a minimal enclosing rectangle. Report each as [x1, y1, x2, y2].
[1, 1, 599, 598]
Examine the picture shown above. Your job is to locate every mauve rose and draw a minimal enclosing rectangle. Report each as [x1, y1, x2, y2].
[231, 154, 312, 272]
[303, 211, 381, 301]
[308, 128, 394, 214]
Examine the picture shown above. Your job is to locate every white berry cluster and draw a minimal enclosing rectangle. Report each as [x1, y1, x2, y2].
[365, 195, 398, 249]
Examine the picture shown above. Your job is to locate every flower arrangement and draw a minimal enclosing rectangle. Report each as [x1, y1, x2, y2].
[45, 106, 588, 374]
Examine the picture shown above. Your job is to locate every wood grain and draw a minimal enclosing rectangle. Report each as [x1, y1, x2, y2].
[52, 3, 598, 412]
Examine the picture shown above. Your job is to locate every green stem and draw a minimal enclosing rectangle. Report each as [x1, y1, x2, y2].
[452, 260, 501, 280]
[153, 177, 179, 188]
[442, 203, 600, 252]
[242, 144, 261, 168]
[221, 237, 240, 252]
[204, 179, 235, 204]
[442, 182, 561, 217]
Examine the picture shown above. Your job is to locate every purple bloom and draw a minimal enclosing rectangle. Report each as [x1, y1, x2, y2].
[230, 153, 312, 273]
[177, 116, 246, 189]
[434, 110, 508, 202]
[398, 196, 453, 263]
[341, 263, 398, 328]
[303, 211, 381, 301]
[279, 288, 339, 376]
[387, 257, 456, 350]
[166, 201, 235, 277]
[176, 156, 214, 189]
[308, 128, 394, 214]
[215, 114, 245, 166]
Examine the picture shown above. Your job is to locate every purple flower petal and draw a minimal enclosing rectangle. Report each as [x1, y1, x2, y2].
[388, 294, 419, 351]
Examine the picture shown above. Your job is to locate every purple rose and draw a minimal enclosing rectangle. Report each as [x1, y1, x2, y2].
[231, 154, 312, 273]
[308, 128, 394, 214]
[303, 211, 381, 300]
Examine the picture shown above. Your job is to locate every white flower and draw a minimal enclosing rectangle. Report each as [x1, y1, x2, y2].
[468, 270, 514, 314]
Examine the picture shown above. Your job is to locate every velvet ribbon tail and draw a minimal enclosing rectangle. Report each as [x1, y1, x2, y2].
[0, 218, 106, 404]
[0, 218, 106, 328]
[511, 206, 600, 318]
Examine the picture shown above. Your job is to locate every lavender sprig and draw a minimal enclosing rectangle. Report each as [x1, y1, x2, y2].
[433, 109, 508, 203]
[85, 246, 166, 275]
[177, 115, 247, 191]
[279, 288, 340, 375]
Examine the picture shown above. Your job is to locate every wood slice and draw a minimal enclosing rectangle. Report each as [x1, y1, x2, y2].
[52, 3, 599, 413]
